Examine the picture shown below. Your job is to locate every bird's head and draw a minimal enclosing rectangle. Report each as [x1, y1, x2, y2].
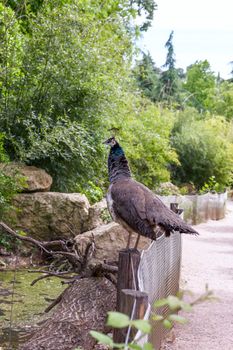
[103, 136, 118, 148]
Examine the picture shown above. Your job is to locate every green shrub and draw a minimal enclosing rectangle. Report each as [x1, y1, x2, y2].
[0, 0, 134, 192]
[75, 181, 103, 204]
[0, 134, 26, 251]
[171, 114, 233, 190]
[199, 176, 223, 194]
[155, 182, 180, 196]
[109, 97, 179, 189]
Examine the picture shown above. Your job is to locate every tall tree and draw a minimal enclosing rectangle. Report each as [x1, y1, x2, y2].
[183, 60, 216, 111]
[163, 31, 175, 70]
[132, 0, 157, 31]
[0, 0, 134, 191]
[157, 31, 179, 104]
[133, 52, 160, 101]
[0, 0, 158, 194]
[4, 0, 157, 33]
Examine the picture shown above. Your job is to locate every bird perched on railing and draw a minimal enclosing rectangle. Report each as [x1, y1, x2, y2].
[104, 136, 198, 250]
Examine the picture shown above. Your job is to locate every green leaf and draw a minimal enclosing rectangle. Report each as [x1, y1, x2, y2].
[152, 314, 164, 321]
[153, 298, 168, 308]
[180, 301, 193, 312]
[162, 319, 172, 329]
[128, 344, 142, 350]
[143, 342, 153, 350]
[131, 320, 151, 334]
[107, 312, 130, 328]
[167, 296, 181, 310]
[168, 314, 187, 324]
[17, 230, 27, 237]
[113, 343, 126, 349]
[89, 331, 114, 346]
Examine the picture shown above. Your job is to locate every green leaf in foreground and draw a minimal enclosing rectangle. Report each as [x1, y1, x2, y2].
[180, 301, 193, 312]
[163, 319, 172, 329]
[168, 314, 187, 324]
[154, 298, 168, 308]
[107, 311, 130, 328]
[128, 344, 142, 350]
[131, 320, 151, 334]
[167, 296, 181, 310]
[153, 314, 164, 321]
[89, 331, 114, 346]
[143, 342, 154, 350]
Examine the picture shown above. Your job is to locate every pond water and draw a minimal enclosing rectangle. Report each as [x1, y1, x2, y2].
[0, 269, 66, 350]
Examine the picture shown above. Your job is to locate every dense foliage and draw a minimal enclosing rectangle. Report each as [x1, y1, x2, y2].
[133, 36, 233, 193]
[110, 97, 178, 188]
[0, 134, 25, 220]
[0, 0, 136, 191]
[1, 0, 233, 204]
[171, 111, 233, 190]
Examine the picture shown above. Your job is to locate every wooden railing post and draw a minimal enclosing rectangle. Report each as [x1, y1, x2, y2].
[116, 249, 140, 309]
[114, 289, 148, 343]
[170, 202, 183, 215]
[113, 249, 148, 344]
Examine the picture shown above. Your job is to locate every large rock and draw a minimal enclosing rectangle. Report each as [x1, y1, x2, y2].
[87, 198, 111, 229]
[75, 222, 150, 262]
[11, 192, 90, 240]
[0, 163, 52, 192]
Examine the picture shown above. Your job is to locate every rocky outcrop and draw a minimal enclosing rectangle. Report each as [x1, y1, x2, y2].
[87, 198, 111, 229]
[11, 192, 90, 240]
[0, 163, 52, 192]
[8, 190, 152, 255]
[75, 222, 151, 262]
[5, 162, 227, 246]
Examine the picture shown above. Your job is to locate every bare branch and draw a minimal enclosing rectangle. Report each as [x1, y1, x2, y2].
[31, 272, 76, 286]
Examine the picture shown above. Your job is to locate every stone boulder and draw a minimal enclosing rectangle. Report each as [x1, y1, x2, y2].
[75, 222, 150, 262]
[11, 192, 90, 240]
[0, 163, 52, 192]
[87, 198, 111, 229]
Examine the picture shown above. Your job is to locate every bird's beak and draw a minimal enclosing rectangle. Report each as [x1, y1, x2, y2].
[103, 139, 110, 145]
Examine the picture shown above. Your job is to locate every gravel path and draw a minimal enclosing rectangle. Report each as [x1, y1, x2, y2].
[163, 200, 233, 350]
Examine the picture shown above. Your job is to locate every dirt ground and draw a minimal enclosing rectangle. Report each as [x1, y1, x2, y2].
[163, 200, 233, 350]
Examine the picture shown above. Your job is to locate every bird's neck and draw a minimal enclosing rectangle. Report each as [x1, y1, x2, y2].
[108, 143, 131, 183]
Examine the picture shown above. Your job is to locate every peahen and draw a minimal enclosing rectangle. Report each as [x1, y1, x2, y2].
[104, 136, 198, 249]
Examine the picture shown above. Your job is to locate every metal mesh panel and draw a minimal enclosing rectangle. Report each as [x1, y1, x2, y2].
[137, 232, 182, 349]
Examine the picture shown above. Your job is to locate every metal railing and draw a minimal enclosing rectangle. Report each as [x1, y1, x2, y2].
[138, 232, 182, 349]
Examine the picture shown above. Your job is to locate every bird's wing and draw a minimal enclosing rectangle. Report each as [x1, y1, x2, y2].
[110, 180, 157, 239]
[138, 181, 198, 235]
[111, 179, 198, 236]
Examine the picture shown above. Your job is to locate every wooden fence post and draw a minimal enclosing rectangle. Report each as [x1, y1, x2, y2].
[116, 249, 141, 309]
[114, 289, 148, 343]
[170, 202, 183, 215]
[113, 249, 148, 344]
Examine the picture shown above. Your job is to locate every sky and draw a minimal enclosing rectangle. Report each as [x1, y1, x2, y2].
[140, 0, 233, 79]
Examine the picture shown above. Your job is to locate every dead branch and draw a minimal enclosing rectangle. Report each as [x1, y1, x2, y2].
[28, 269, 73, 275]
[44, 290, 66, 313]
[28, 269, 76, 286]
[0, 221, 82, 267]
[0, 221, 118, 289]
[31, 272, 76, 286]
[0, 221, 52, 254]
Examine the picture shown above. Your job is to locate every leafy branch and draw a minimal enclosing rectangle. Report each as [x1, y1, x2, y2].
[90, 286, 215, 350]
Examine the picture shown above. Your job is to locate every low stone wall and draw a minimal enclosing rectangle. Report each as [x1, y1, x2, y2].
[159, 192, 228, 225]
